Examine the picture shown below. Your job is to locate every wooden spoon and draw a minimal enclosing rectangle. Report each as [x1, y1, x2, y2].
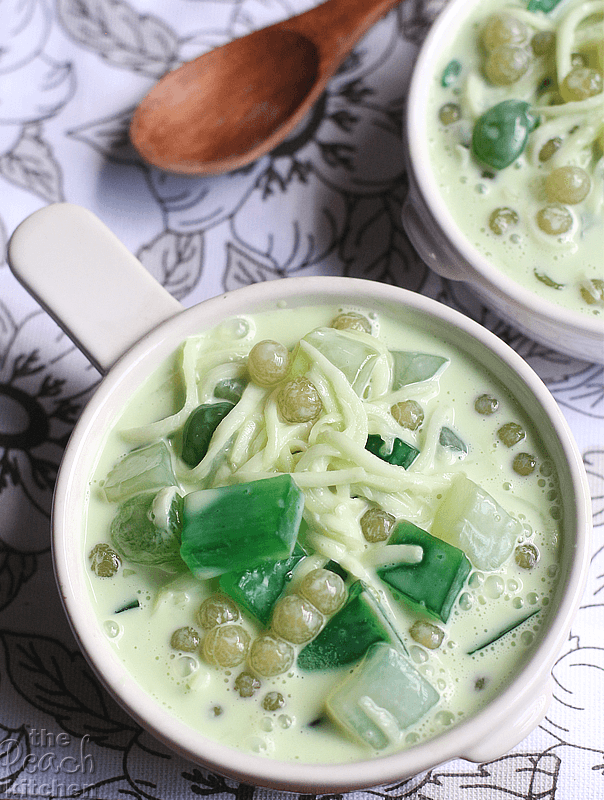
[130, 0, 403, 175]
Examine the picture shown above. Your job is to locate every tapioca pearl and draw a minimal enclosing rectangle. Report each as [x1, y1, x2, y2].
[278, 714, 293, 729]
[299, 568, 346, 615]
[521, 631, 534, 647]
[331, 312, 372, 334]
[197, 594, 240, 629]
[248, 340, 291, 387]
[405, 732, 420, 746]
[526, 592, 539, 605]
[262, 691, 286, 711]
[271, 594, 323, 644]
[512, 596, 524, 609]
[203, 624, 250, 667]
[459, 592, 473, 611]
[249, 635, 294, 677]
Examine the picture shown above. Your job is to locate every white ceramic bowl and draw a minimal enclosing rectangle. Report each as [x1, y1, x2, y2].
[8, 204, 592, 793]
[402, 0, 604, 364]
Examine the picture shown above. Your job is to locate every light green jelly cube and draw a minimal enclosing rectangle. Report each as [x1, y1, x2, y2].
[390, 351, 448, 389]
[431, 473, 522, 570]
[103, 441, 177, 503]
[110, 487, 184, 570]
[304, 328, 379, 395]
[181, 474, 304, 579]
[326, 643, 439, 750]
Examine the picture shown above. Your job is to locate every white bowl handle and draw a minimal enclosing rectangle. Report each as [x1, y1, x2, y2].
[461, 681, 553, 764]
[7, 203, 182, 375]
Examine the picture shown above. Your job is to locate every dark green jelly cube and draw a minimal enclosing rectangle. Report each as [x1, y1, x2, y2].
[181, 402, 235, 467]
[324, 560, 349, 581]
[297, 582, 390, 671]
[180, 474, 304, 579]
[377, 520, 471, 622]
[219, 542, 307, 625]
[365, 434, 419, 469]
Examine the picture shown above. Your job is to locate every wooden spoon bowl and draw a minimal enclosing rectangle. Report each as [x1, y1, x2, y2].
[130, 0, 402, 175]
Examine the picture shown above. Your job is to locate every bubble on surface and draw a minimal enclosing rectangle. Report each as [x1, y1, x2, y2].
[104, 620, 121, 639]
[459, 592, 473, 611]
[484, 575, 505, 598]
[174, 655, 198, 678]
[435, 710, 455, 726]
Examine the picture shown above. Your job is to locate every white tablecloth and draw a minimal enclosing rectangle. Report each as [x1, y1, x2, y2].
[0, 0, 602, 797]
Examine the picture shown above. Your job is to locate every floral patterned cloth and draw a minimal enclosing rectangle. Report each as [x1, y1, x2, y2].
[0, 0, 602, 798]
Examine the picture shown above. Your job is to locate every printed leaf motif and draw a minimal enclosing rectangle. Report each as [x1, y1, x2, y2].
[56, 0, 179, 78]
[0, 216, 6, 269]
[0, 125, 63, 203]
[342, 191, 427, 290]
[0, 544, 36, 612]
[547, 364, 604, 418]
[380, 751, 560, 798]
[584, 449, 604, 529]
[0, 631, 139, 749]
[0, 301, 17, 366]
[182, 767, 255, 800]
[137, 231, 203, 300]
[233, 170, 346, 274]
[224, 243, 283, 292]
[399, 0, 449, 45]
[68, 110, 140, 165]
[0, 724, 30, 792]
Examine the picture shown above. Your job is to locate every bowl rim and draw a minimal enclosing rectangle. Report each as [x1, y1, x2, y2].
[52, 276, 592, 792]
[405, 0, 604, 338]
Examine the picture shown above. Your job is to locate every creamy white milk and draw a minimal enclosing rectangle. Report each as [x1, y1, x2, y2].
[426, 0, 603, 317]
[84, 305, 561, 763]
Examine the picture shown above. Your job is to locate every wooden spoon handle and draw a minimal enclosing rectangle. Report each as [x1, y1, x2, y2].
[284, 0, 403, 66]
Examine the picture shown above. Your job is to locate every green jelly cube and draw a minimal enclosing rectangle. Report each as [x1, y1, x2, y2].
[527, 0, 563, 11]
[324, 560, 349, 581]
[304, 328, 379, 395]
[326, 643, 439, 750]
[441, 59, 461, 88]
[180, 474, 304, 579]
[214, 377, 246, 403]
[181, 402, 235, 467]
[103, 441, 177, 503]
[390, 351, 448, 389]
[431, 474, 522, 570]
[110, 487, 184, 570]
[297, 582, 390, 671]
[377, 520, 471, 622]
[365, 434, 419, 469]
[219, 542, 307, 625]
[439, 426, 467, 455]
